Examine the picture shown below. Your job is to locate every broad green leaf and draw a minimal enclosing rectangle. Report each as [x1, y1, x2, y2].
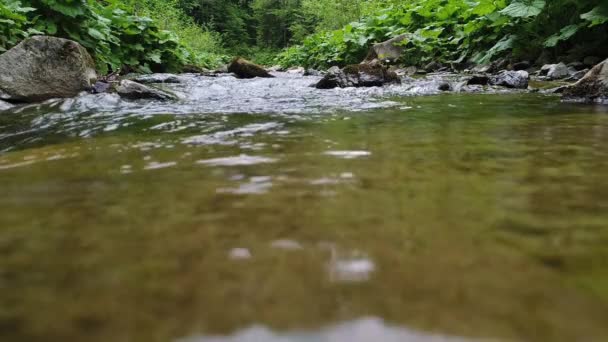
[500, 0, 545, 18]
[581, 6, 608, 26]
[544, 24, 579, 47]
[87, 28, 106, 41]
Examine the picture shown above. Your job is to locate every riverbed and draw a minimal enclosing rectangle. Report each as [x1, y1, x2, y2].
[1, 73, 608, 342]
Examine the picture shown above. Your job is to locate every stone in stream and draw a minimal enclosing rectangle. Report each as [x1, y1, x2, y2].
[562, 58, 608, 104]
[540, 63, 570, 80]
[438, 82, 452, 91]
[489, 70, 529, 89]
[467, 75, 490, 86]
[304, 68, 324, 76]
[364, 34, 408, 63]
[128, 73, 185, 84]
[91, 81, 111, 94]
[567, 69, 589, 81]
[568, 61, 587, 71]
[315, 63, 400, 89]
[227, 57, 274, 79]
[115, 80, 177, 101]
[0, 36, 97, 102]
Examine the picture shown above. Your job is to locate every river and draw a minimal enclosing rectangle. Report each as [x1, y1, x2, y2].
[1, 72, 608, 341]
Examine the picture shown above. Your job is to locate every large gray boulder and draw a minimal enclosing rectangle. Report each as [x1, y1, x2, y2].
[562, 58, 608, 104]
[115, 80, 177, 101]
[0, 36, 97, 102]
[227, 57, 273, 79]
[365, 34, 408, 63]
[489, 70, 529, 89]
[315, 63, 400, 89]
[540, 63, 570, 80]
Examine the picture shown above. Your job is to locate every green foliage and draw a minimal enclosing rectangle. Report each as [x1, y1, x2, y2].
[277, 0, 608, 69]
[500, 0, 545, 18]
[1, 0, 226, 74]
[0, 0, 36, 52]
[581, 5, 608, 26]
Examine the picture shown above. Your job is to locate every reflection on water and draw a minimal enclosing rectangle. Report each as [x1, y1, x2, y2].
[177, 318, 470, 342]
[1, 85, 608, 342]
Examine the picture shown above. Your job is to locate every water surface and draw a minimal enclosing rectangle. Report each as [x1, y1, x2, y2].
[1, 74, 608, 342]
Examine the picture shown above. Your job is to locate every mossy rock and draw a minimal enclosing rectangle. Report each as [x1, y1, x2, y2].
[563, 59, 608, 104]
[227, 57, 274, 79]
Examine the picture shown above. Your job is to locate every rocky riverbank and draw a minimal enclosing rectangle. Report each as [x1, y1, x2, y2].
[0, 36, 607, 115]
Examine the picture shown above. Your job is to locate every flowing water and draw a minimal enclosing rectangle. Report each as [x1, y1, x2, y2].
[1, 73, 608, 342]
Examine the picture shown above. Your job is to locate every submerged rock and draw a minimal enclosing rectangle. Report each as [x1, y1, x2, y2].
[471, 64, 492, 73]
[91, 81, 111, 94]
[115, 80, 177, 101]
[0, 99, 14, 112]
[315, 63, 400, 89]
[227, 57, 273, 79]
[0, 36, 97, 102]
[364, 34, 408, 63]
[489, 70, 529, 89]
[562, 58, 608, 104]
[438, 82, 452, 91]
[129, 73, 185, 84]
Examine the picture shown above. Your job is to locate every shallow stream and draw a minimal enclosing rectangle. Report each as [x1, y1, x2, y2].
[1, 73, 608, 342]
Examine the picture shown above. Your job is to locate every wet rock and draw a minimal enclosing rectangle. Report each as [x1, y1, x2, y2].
[115, 80, 177, 101]
[304, 68, 323, 76]
[315, 63, 400, 89]
[542, 63, 570, 80]
[471, 64, 492, 73]
[567, 69, 589, 81]
[584, 56, 602, 67]
[489, 70, 529, 89]
[91, 81, 111, 94]
[0, 36, 97, 102]
[467, 75, 490, 86]
[562, 58, 608, 104]
[129, 73, 184, 84]
[227, 57, 273, 79]
[438, 82, 452, 91]
[0, 100, 14, 112]
[568, 61, 586, 71]
[364, 34, 408, 63]
[181, 64, 205, 73]
[512, 61, 531, 71]
[286, 67, 305, 74]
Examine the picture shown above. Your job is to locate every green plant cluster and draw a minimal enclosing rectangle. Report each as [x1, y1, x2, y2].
[277, 0, 608, 69]
[0, 0, 227, 74]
